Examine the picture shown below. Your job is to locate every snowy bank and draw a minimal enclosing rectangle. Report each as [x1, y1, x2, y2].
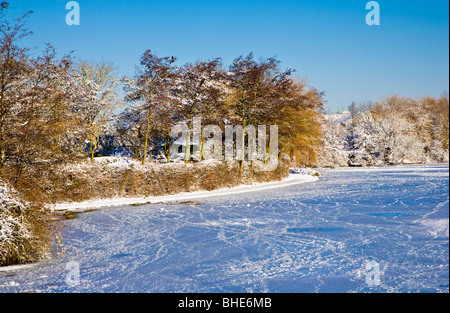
[35, 157, 290, 206]
[52, 173, 318, 212]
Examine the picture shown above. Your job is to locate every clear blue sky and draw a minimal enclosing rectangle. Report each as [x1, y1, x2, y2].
[7, 0, 450, 112]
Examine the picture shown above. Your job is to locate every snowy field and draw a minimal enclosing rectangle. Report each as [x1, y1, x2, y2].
[0, 164, 448, 293]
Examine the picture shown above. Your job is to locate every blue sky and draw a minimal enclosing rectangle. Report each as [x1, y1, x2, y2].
[7, 0, 449, 112]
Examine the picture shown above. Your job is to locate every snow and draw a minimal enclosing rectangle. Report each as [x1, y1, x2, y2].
[1, 164, 448, 293]
[324, 111, 352, 124]
[0, 181, 29, 243]
[419, 219, 449, 238]
[0, 179, 36, 265]
[0, 263, 37, 273]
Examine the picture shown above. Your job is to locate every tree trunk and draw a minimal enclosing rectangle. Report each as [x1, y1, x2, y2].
[142, 102, 153, 165]
[89, 133, 95, 163]
[142, 124, 150, 165]
[239, 95, 247, 176]
[184, 132, 191, 163]
[0, 86, 6, 167]
[166, 128, 171, 163]
[0, 147, 5, 167]
[200, 134, 205, 161]
[239, 130, 246, 176]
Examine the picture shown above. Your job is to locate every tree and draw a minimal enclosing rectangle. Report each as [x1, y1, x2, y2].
[174, 58, 225, 162]
[421, 92, 449, 161]
[10, 45, 78, 180]
[320, 94, 450, 167]
[122, 50, 177, 165]
[0, 4, 32, 166]
[113, 106, 147, 159]
[225, 53, 324, 171]
[263, 78, 324, 166]
[76, 61, 120, 163]
[0, 4, 88, 183]
[226, 53, 280, 173]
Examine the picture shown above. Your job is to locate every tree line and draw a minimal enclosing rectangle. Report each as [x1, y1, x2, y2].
[0, 3, 324, 184]
[321, 93, 449, 167]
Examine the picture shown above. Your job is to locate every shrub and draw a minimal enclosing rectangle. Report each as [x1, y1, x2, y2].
[0, 178, 52, 266]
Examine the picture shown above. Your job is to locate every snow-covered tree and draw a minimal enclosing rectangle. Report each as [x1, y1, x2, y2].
[75, 61, 121, 163]
[174, 58, 225, 162]
[320, 94, 450, 167]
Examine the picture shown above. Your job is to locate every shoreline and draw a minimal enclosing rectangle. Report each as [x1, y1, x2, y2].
[319, 163, 449, 172]
[49, 163, 449, 212]
[51, 173, 319, 212]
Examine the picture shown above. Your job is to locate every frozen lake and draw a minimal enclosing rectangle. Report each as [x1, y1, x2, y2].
[1, 164, 448, 293]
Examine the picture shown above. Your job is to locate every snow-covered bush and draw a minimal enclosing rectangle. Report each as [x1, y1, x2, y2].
[0, 179, 50, 266]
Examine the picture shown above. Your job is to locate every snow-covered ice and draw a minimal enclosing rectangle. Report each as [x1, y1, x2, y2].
[0, 164, 448, 293]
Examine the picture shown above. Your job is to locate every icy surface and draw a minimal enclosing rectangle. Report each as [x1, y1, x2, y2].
[0, 165, 448, 293]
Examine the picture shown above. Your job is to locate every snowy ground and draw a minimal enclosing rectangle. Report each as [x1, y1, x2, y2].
[0, 164, 448, 293]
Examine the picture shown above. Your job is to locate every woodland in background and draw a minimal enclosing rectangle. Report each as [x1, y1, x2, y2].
[320, 94, 449, 167]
